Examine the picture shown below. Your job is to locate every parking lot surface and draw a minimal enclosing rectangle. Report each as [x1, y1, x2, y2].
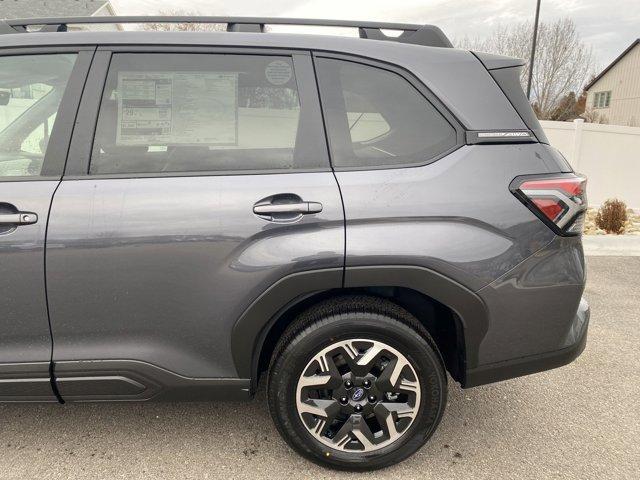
[1, 256, 638, 479]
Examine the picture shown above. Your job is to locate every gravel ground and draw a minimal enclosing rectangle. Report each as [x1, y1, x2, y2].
[1, 257, 638, 479]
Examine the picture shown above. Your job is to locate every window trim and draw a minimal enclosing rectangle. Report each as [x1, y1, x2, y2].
[0, 46, 95, 182]
[593, 90, 612, 109]
[65, 46, 331, 179]
[311, 51, 465, 172]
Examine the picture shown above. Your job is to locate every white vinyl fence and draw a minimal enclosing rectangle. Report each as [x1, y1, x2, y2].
[541, 120, 640, 209]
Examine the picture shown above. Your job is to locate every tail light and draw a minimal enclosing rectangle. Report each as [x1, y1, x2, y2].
[511, 174, 587, 236]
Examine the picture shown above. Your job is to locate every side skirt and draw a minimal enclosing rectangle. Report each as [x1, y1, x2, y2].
[0, 362, 58, 402]
[54, 360, 250, 402]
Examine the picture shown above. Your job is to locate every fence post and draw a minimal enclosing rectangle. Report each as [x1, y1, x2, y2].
[572, 118, 584, 171]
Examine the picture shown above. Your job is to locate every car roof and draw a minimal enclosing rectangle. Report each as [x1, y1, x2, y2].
[0, 29, 443, 53]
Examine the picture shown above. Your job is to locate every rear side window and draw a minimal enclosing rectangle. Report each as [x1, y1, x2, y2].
[315, 58, 457, 168]
[90, 54, 325, 175]
[0, 54, 77, 177]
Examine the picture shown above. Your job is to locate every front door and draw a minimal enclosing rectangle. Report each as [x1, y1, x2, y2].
[45, 50, 344, 401]
[0, 49, 90, 400]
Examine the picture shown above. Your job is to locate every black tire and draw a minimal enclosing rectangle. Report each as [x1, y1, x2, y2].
[267, 295, 447, 471]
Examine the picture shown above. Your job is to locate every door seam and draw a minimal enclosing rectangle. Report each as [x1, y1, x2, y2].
[310, 52, 347, 287]
[44, 46, 98, 404]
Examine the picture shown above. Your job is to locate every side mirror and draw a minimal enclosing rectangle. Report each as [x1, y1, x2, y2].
[0, 91, 10, 106]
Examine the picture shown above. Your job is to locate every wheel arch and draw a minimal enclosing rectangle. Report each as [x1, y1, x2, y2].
[230, 266, 489, 392]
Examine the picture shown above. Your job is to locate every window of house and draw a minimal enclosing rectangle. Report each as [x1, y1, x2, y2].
[593, 91, 612, 109]
[315, 58, 457, 169]
[90, 54, 325, 175]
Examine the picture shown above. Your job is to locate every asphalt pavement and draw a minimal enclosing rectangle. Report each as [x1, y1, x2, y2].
[1, 256, 638, 479]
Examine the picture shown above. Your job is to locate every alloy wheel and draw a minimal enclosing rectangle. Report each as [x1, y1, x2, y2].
[295, 338, 421, 452]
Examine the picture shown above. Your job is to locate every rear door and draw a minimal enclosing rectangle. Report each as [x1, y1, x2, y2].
[45, 48, 344, 400]
[0, 47, 92, 400]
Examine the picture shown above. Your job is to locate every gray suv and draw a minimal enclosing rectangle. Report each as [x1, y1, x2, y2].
[0, 17, 590, 470]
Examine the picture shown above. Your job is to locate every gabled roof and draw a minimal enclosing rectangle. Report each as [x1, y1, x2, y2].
[585, 38, 640, 91]
[0, 0, 111, 19]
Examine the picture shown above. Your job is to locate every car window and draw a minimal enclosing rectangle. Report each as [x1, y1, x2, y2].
[0, 54, 77, 177]
[90, 53, 324, 175]
[21, 112, 58, 155]
[345, 91, 391, 143]
[316, 58, 457, 168]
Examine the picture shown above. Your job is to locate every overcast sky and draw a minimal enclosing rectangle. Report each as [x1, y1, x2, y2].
[110, 0, 639, 70]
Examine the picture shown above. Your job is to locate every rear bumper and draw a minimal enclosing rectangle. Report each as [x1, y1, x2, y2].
[464, 297, 590, 387]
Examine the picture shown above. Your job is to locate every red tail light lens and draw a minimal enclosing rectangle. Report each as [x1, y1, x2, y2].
[511, 174, 587, 236]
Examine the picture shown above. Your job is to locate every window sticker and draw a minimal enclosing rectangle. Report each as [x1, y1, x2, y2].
[116, 71, 238, 145]
[264, 60, 293, 86]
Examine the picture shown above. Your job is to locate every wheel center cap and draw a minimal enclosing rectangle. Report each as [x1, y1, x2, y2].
[351, 387, 365, 402]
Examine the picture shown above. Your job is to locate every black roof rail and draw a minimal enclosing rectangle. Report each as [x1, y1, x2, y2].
[0, 16, 453, 48]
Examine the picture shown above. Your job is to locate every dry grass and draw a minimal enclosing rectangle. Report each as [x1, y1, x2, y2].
[584, 207, 640, 235]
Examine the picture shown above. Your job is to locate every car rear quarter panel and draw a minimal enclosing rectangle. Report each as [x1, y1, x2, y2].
[475, 235, 586, 365]
[337, 143, 559, 293]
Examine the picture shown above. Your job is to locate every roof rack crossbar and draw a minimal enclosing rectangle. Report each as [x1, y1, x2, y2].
[0, 16, 452, 48]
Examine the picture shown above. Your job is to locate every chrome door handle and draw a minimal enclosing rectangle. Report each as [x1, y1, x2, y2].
[253, 202, 323, 215]
[0, 212, 38, 225]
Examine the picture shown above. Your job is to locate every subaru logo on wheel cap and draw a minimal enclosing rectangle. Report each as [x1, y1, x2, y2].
[352, 387, 365, 402]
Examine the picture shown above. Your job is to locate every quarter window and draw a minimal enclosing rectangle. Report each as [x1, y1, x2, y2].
[0, 54, 77, 177]
[315, 58, 457, 168]
[90, 54, 325, 175]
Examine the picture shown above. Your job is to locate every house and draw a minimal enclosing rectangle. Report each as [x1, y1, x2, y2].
[585, 39, 640, 127]
[0, 0, 121, 31]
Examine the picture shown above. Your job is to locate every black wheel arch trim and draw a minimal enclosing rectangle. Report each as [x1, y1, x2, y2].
[231, 268, 343, 383]
[230, 265, 489, 389]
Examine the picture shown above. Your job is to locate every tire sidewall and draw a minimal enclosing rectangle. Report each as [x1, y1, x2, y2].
[268, 313, 447, 470]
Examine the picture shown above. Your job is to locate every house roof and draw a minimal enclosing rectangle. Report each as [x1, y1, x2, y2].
[0, 0, 112, 19]
[585, 38, 640, 91]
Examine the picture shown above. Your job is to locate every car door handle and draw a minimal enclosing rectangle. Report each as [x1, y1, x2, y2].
[253, 202, 323, 215]
[0, 212, 38, 225]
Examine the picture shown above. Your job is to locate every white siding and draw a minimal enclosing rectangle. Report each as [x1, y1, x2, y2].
[586, 42, 640, 127]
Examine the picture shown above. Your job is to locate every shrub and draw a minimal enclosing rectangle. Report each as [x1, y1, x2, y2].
[595, 199, 628, 234]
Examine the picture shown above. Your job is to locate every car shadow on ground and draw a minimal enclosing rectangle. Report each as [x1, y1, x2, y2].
[0, 378, 529, 477]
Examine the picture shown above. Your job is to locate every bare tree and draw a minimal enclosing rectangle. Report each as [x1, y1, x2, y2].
[582, 108, 609, 124]
[456, 18, 594, 120]
[143, 10, 226, 32]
